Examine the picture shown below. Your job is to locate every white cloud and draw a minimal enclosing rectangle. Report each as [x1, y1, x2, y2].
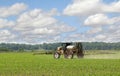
[84, 13, 120, 26]
[83, 13, 120, 41]
[16, 9, 57, 30]
[87, 27, 102, 34]
[0, 1, 119, 43]
[63, 0, 120, 16]
[95, 34, 106, 40]
[65, 22, 120, 42]
[0, 30, 16, 42]
[0, 3, 27, 17]
[83, 13, 120, 42]
[48, 8, 60, 16]
[14, 9, 76, 43]
[63, 0, 100, 16]
[102, 1, 120, 13]
[33, 28, 55, 35]
[0, 18, 15, 28]
[0, 3, 75, 43]
[84, 14, 113, 26]
[105, 24, 120, 42]
[62, 0, 120, 43]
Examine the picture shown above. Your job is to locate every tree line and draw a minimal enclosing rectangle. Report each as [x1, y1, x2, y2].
[0, 42, 120, 52]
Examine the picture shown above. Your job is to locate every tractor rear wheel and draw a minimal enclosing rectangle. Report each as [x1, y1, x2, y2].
[67, 54, 73, 59]
[64, 52, 68, 59]
[64, 51, 73, 59]
[77, 53, 84, 58]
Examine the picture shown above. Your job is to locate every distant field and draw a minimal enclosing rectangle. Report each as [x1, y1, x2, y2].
[0, 51, 120, 76]
[85, 50, 120, 59]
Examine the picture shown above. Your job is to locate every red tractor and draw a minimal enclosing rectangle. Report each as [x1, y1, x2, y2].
[54, 42, 84, 59]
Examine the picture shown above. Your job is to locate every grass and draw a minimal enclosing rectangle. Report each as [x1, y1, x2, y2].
[0, 51, 120, 76]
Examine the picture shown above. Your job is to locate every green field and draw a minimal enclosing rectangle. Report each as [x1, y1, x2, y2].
[0, 51, 120, 76]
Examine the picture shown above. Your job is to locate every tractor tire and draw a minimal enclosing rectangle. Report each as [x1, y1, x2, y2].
[64, 51, 73, 59]
[67, 54, 73, 59]
[77, 53, 84, 58]
[54, 52, 60, 59]
[64, 52, 68, 59]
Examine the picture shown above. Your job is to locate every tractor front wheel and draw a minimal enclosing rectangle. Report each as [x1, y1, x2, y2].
[54, 52, 60, 59]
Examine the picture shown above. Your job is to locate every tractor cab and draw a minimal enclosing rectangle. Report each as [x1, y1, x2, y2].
[61, 42, 72, 52]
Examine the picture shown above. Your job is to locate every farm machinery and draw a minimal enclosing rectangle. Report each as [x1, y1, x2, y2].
[54, 42, 84, 59]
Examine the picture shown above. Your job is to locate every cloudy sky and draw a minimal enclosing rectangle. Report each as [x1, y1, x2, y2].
[0, 0, 120, 44]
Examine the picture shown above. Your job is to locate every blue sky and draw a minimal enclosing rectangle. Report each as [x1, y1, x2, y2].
[0, 0, 120, 44]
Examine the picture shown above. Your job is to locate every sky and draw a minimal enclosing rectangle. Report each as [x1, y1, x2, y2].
[0, 0, 120, 44]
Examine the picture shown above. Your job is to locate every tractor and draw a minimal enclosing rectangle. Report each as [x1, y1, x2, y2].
[54, 42, 84, 59]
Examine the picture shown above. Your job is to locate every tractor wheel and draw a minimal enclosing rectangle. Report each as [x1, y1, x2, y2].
[77, 53, 84, 58]
[67, 54, 73, 59]
[54, 52, 60, 59]
[64, 53, 68, 59]
[64, 51, 73, 59]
